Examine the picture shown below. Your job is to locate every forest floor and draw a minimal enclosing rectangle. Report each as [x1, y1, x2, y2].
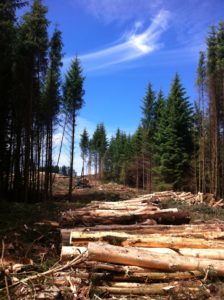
[1, 178, 224, 299]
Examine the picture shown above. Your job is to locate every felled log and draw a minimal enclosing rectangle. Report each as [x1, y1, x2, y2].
[61, 223, 224, 244]
[62, 245, 224, 261]
[71, 208, 177, 218]
[90, 271, 203, 282]
[95, 281, 203, 296]
[77, 261, 202, 276]
[54, 269, 203, 282]
[85, 203, 158, 211]
[88, 242, 224, 276]
[60, 246, 87, 260]
[61, 211, 190, 226]
[70, 231, 224, 248]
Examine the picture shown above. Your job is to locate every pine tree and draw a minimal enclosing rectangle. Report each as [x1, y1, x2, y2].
[0, 0, 27, 197]
[14, 0, 49, 201]
[43, 28, 63, 199]
[63, 57, 85, 200]
[196, 51, 207, 193]
[155, 74, 193, 189]
[207, 26, 219, 195]
[132, 126, 143, 189]
[80, 128, 89, 177]
[141, 83, 156, 190]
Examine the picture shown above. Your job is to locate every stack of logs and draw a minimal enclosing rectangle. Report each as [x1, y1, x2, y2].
[60, 192, 224, 298]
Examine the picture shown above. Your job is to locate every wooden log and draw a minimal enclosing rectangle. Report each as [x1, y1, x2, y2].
[70, 231, 224, 248]
[88, 242, 224, 276]
[61, 245, 224, 261]
[71, 211, 190, 226]
[60, 246, 87, 260]
[55, 270, 203, 282]
[84, 203, 159, 211]
[95, 281, 203, 296]
[71, 208, 178, 218]
[77, 261, 203, 277]
[61, 223, 224, 244]
[105, 270, 203, 281]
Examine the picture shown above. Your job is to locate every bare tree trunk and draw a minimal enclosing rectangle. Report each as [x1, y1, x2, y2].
[69, 113, 75, 201]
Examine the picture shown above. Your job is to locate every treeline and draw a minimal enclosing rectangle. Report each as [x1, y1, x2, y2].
[0, 0, 84, 201]
[81, 22, 224, 197]
[80, 74, 194, 192]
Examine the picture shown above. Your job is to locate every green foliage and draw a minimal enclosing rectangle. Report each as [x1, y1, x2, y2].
[42, 28, 63, 123]
[80, 128, 89, 161]
[63, 57, 85, 117]
[154, 74, 193, 189]
[141, 82, 156, 134]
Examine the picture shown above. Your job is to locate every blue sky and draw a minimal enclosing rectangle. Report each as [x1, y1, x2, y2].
[20, 0, 224, 172]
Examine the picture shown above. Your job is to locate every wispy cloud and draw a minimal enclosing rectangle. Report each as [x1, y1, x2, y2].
[71, 10, 170, 71]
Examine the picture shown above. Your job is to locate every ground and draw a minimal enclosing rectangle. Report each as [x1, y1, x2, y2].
[1, 178, 224, 299]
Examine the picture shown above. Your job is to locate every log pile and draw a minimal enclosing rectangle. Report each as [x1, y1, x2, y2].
[60, 191, 193, 227]
[59, 192, 224, 298]
[60, 191, 223, 228]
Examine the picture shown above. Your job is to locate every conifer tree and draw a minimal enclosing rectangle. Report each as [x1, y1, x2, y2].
[155, 74, 193, 189]
[43, 28, 63, 199]
[80, 128, 89, 177]
[16, 0, 49, 201]
[196, 51, 207, 193]
[141, 83, 156, 190]
[207, 26, 219, 195]
[0, 0, 26, 196]
[63, 57, 85, 200]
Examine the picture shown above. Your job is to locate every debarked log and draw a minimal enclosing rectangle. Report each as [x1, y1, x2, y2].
[61, 245, 224, 261]
[61, 223, 224, 244]
[70, 231, 224, 248]
[88, 242, 224, 276]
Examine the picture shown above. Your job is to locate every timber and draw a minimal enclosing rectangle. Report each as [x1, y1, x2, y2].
[88, 242, 224, 276]
[70, 231, 224, 248]
[59, 191, 224, 296]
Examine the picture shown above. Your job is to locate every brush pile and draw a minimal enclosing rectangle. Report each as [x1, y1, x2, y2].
[59, 191, 224, 298]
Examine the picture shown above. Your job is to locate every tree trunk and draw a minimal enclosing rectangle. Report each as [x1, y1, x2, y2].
[69, 113, 75, 201]
[88, 242, 224, 276]
[71, 231, 224, 248]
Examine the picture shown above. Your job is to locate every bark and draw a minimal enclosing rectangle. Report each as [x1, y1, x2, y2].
[69, 113, 75, 201]
[95, 282, 202, 295]
[71, 231, 224, 248]
[61, 209, 190, 226]
[61, 245, 224, 261]
[88, 242, 224, 276]
[61, 223, 224, 244]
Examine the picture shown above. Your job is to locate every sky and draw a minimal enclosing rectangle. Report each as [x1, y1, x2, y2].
[20, 0, 224, 173]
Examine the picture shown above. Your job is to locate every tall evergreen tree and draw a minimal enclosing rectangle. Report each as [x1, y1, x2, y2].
[80, 128, 89, 177]
[63, 57, 85, 200]
[15, 0, 49, 201]
[0, 0, 27, 197]
[196, 51, 207, 193]
[141, 83, 156, 190]
[207, 26, 219, 195]
[155, 74, 193, 189]
[43, 28, 63, 199]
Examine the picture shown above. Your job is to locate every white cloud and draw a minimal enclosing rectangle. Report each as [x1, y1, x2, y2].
[67, 10, 170, 72]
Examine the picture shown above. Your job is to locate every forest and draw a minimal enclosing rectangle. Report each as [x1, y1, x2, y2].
[1, 0, 224, 202]
[2, 1, 224, 299]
